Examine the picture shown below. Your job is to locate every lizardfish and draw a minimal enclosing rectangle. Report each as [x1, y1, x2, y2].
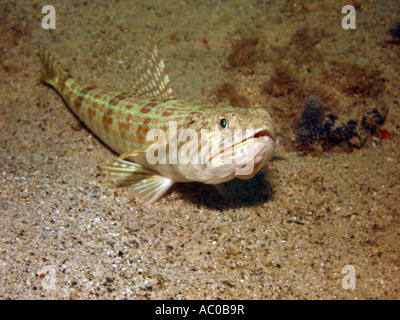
[39, 37, 275, 203]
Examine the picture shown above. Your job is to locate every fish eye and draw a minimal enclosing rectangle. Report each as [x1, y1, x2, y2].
[220, 117, 227, 129]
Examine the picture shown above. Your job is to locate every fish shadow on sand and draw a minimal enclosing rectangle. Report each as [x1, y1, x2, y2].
[172, 169, 275, 210]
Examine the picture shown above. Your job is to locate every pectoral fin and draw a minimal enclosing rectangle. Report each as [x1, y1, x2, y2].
[101, 158, 173, 204]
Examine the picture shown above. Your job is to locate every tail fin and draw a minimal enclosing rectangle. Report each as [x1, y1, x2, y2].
[39, 44, 71, 91]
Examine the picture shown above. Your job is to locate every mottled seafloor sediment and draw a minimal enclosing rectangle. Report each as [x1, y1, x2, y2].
[1, 0, 399, 299]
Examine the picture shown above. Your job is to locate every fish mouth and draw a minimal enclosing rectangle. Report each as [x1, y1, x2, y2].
[230, 128, 276, 150]
[248, 129, 275, 143]
[207, 128, 275, 163]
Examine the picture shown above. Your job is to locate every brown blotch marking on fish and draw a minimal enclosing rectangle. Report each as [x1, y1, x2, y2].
[136, 100, 146, 107]
[138, 134, 146, 144]
[65, 81, 80, 102]
[144, 118, 151, 125]
[75, 86, 95, 111]
[137, 125, 150, 136]
[87, 106, 97, 120]
[102, 109, 114, 132]
[94, 100, 107, 114]
[69, 81, 77, 91]
[140, 106, 151, 114]
[59, 74, 73, 94]
[105, 109, 114, 120]
[140, 102, 157, 114]
[109, 93, 128, 106]
[199, 121, 207, 128]
[110, 128, 118, 137]
[126, 103, 134, 110]
[162, 110, 174, 117]
[93, 119, 100, 129]
[118, 121, 130, 131]
[103, 123, 111, 133]
[125, 133, 137, 143]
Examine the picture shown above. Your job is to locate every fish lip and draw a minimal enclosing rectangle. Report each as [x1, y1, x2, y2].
[251, 129, 275, 143]
[235, 128, 276, 146]
[207, 128, 275, 162]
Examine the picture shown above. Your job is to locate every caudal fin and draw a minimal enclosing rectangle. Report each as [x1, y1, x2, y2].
[39, 44, 71, 91]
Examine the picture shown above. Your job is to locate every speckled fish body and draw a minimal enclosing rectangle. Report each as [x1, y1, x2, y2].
[39, 37, 276, 203]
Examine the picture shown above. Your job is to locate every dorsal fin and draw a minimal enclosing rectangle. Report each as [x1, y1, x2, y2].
[132, 36, 175, 100]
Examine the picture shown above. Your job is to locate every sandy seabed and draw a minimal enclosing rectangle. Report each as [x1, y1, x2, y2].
[0, 0, 399, 299]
